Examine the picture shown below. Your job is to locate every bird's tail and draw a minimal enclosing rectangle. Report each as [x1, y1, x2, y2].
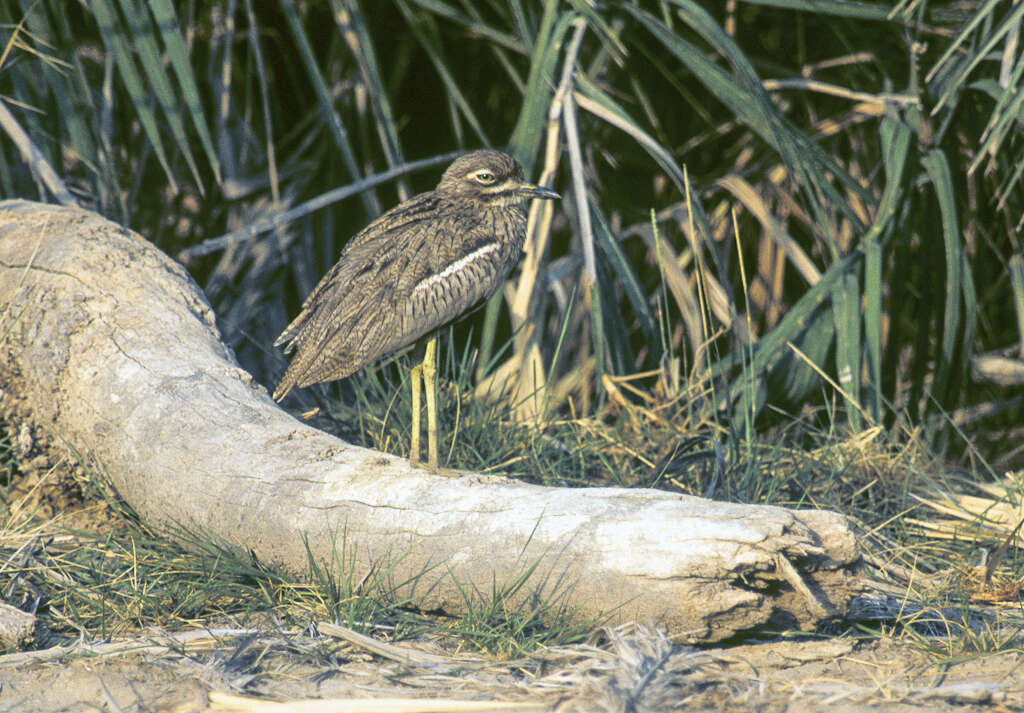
[272, 309, 313, 400]
[272, 369, 299, 402]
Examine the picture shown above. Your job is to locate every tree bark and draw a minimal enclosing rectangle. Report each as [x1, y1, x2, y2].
[0, 200, 860, 642]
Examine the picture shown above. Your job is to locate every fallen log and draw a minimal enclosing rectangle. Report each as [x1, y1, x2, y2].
[0, 200, 860, 641]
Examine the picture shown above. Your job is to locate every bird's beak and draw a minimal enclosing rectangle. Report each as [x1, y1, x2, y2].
[515, 182, 560, 201]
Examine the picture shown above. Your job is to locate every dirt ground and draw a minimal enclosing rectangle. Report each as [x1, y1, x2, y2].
[0, 628, 1021, 713]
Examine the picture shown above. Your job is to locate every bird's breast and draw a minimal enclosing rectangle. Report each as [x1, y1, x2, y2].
[399, 207, 527, 341]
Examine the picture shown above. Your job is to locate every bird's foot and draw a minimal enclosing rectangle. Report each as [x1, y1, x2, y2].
[408, 457, 461, 477]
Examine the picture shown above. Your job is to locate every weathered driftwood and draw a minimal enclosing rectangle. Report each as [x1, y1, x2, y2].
[0, 601, 35, 650]
[0, 200, 860, 641]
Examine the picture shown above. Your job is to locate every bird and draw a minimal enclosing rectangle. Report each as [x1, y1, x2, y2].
[273, 149, 560, 470]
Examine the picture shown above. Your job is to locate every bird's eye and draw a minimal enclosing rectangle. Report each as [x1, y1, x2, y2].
[472, 170, 496, 185]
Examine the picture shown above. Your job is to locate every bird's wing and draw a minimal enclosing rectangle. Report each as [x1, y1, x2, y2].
[273, 197, 526, 401]
[272, 257, 403, 400]
[388, 207, 527, 353]
[273, 192, 438, 351]
[273, 198, 448, 399]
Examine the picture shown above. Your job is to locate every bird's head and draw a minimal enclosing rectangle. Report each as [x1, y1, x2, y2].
[437, 150, 560, 207]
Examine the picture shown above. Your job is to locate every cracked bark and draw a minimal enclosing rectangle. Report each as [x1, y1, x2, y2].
[0, 200, 861, 642]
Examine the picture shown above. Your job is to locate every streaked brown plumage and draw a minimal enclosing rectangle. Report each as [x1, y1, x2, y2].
[273, 149, 559, 468]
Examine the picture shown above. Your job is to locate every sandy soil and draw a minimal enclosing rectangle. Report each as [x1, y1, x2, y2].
[0, 629, 1021, 712]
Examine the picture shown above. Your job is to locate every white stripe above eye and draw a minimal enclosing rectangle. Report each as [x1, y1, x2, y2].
[413, 243, 500, 294]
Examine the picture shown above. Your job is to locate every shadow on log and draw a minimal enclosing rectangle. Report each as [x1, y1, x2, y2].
[0, 200, 861, 642]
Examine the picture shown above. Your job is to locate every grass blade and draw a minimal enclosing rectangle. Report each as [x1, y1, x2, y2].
[921, 149, 966, 408]
[592, 206, 658, 346]
[394, 0, 490, 147]
[278, 0, 375, 217]
[333, 0, 405, 171]
[146, 0, 222, 185]
[508, 0, 568, 168]
[737, 0, 896, 21]
[115, 0, 203, 191]
[629, 3, 868, 235]
[832, 272, 862, 429]
[90, 0, 177, 192]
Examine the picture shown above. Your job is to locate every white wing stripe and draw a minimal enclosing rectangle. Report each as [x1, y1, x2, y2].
[413, 243, 500, 294]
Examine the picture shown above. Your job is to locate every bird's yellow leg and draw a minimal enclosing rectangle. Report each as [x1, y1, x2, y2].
[409, 360, 422, 466]
[423, 335, 439, 471]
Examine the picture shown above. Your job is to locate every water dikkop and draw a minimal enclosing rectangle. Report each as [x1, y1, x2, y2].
[274, 149, 559, 469]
